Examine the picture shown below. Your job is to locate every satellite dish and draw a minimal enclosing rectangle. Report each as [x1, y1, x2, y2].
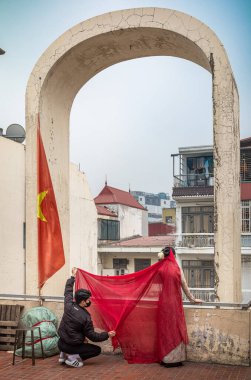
[6, 124, 26, 143]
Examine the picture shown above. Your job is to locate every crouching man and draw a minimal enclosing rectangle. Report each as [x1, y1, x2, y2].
[58, 267, 116, 368]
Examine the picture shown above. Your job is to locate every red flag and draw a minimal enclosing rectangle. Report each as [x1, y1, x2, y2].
[37, 116, 65, 288]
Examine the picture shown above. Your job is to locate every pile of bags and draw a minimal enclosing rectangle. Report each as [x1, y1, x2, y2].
[15, 306, 59, 357]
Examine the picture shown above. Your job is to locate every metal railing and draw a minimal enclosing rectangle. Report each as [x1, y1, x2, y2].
[174, 174, 214, 188]
[177, 233, 214, 248]
[0, 293, 250, 309]
[241, 233, 251, 247]
[183, 288, 215, 302]
[175, 233, 251, 248]
[240, 154, 251, 182]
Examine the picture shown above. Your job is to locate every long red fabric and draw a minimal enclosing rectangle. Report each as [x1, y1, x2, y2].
[75, 251, 188, 363]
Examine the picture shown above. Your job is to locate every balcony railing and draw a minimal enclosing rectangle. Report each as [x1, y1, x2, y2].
[174, 174, 214, 188]
[241, 233, 251, 247]
[177, 233, 214, 248]
[183, 288, 215, 302]
[183, 288, 251, 304]
[240, 154, 251, 182]
[175, 233, 251, 248]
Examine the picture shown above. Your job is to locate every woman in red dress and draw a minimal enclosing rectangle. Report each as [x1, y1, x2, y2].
[157, 246, 203, 367]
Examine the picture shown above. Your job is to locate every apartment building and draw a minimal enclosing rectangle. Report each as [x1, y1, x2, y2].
[171, 138, 251, 302]
[131, 190, 175, 223]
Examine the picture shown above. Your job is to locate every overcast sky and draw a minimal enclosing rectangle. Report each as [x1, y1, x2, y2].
[1, 0, 250, 196]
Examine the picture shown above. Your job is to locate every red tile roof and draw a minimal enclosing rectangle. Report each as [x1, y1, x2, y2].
[95, 185, 146, 210]
[104, 235, 175, 248]
[96, 205, 118, 217]
[240, 137, 251, 148]
[241, 183, 251, 201]
[172, 186, 213, 198]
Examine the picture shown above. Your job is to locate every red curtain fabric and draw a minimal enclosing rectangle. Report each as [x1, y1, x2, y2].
[37, 116, 65, 288]
[75, 251, 188, 363]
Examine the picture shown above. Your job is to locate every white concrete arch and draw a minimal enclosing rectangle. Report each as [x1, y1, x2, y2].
[26, 8, 240, 301]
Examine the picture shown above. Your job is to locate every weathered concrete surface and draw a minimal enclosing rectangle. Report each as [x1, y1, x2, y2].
[0, 300, 249, 366]
[185, 307, 250, 366]
[26, 8, 240, 300]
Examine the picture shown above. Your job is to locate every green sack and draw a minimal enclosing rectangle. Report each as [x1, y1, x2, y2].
[15, 306, 60, 358]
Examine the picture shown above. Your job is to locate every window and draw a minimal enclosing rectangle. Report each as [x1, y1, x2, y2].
[134, 259, 151, 272]
[240, 151, 251, 182]
[187, 156, 213, 186]
[113, 258, 128, 269]
[242, 201, 251, 232]
[148, 213, 162, 219]
[182, 260, 214, 288]
[182, 206, 214, 233]
[165, 216, 173, 224]
[145, 196, 160, 206]
[98, 219, 120, 240]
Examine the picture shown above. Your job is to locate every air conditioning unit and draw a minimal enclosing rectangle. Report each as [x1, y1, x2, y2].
[115, 268, 129, 276]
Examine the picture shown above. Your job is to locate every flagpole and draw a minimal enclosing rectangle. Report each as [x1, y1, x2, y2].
[38, 287, 43, 307]
[38, 111, 42, 307]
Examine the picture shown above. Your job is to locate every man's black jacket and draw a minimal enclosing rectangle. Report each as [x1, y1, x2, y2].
[58, 277, 109, 345]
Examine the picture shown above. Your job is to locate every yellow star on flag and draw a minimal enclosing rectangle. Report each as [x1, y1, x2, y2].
[37, 190, 48, 222]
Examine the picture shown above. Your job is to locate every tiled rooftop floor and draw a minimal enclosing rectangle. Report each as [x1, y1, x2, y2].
[0, 352, 250, 380]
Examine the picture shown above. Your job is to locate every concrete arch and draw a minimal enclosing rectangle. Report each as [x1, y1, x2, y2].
[26, 8, 241, 301]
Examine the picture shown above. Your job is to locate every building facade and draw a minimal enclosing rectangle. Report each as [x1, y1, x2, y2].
[131, 190, 175, 223]
[98, 235, 175, 276]
[0, 136, 98, 295]
[95, 185, 148, 241]
[95, 186, 172, 275]
[172, 139, 251, 302]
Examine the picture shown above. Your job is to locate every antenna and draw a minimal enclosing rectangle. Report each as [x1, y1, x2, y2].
[105, 174, 107, 186]
[5, 124, 25, 143]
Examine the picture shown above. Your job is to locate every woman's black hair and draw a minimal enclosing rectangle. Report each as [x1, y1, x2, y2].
[162, 246, 176, 257]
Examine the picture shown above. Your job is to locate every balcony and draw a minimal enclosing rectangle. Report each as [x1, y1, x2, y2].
[241, 233, 251, 247]
[176, 233, 251, 248]
[183, 288, 251, 303]
[174, 173, 214, 188]
[172, 174, 214, 198]
[177, 233, 214, 248]
[240, 152, 251, 182]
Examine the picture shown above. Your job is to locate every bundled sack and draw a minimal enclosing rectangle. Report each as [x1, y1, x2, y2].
[15, 306, 59, 357]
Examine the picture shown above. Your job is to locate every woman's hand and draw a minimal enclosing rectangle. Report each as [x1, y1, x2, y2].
[193, 298, 204, 304]
[108, 330, 116, 337]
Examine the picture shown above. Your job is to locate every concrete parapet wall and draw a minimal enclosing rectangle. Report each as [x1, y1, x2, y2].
[1, 300, 249, 366]
[185, 307, 250, 366]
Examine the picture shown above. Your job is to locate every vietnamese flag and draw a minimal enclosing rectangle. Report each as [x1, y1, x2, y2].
[37, 116, 65, 288]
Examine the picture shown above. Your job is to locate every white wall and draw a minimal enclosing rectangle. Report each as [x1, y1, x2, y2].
[0, 142, 98, 295]
[0, 137, 25, 294]
[101, 251, 159, 274]
[118, 205, 148, 239]
[70, 163, 98, 274]
[160, 199, 170, 208]
[142, 210, 148, 236]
